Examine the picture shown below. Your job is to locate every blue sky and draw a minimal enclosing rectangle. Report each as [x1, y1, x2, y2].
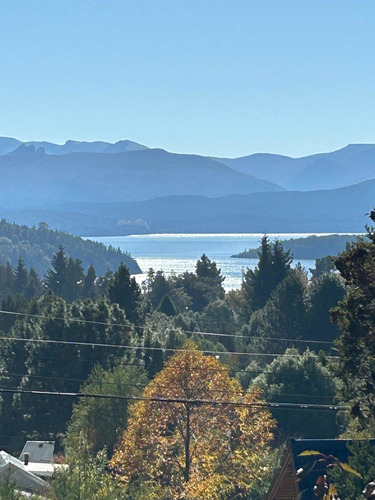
[0, 0, 374, 158]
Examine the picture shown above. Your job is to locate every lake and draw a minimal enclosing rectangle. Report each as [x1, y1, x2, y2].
[88, 233, 335, 291]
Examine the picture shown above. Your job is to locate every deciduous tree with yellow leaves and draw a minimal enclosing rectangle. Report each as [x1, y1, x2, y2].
[110, 341, 275, 499]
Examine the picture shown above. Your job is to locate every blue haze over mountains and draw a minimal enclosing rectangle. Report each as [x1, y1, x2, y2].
[217, 143, 375, 190]
[0, 137, 148, 156]
[1, 137, 374, 235]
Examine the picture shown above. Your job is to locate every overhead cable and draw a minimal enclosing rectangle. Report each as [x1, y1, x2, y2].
[0, 387, 348, 412]
[0, 372, 337, 400]
[0, 336, 339, 359]
[0, 309, 335, 346]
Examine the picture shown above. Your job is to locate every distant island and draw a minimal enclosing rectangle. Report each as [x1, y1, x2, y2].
[231, 234, 362, 260]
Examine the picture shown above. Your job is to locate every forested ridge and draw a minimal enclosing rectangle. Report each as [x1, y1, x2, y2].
[1, 217, 375, 498]
[0, 219, 140, 276]
[232, 233, 361, 259]
[3, 179, 374, 235]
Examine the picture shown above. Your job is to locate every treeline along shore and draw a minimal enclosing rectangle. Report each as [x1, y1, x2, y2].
[231, 233, 362, 260]
[0, 219, 141, 276]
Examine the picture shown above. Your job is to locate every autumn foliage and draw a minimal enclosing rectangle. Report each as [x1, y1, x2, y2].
[110, 341, 275, 499]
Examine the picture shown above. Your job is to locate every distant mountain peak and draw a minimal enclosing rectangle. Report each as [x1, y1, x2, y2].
[337, 143, 375, 154]
[0, 138, 148, 156]
[7, 144, 45, 156]
[104, 139, 148, 153]
[114, 139, 142, 146]
[345, 143, 375, 148]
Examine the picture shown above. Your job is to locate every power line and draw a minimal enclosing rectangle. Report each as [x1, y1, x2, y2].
[0, 309, 132, 330]
[184, 329, 333, 345]
[0, 387, 348, 412]
[0, 349, 144, 365]
[0, 372, 337, 400]
[0, 350, 338, 380]
[0, 336, 339, 359]
[0, 309, 336, 346]
[0, 351, 339, 379]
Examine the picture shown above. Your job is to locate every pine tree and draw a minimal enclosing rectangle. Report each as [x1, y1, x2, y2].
[0, 294, 27, 333]
[147, 269, 171, 308]
[14, 257, 29, 295]
[331, 211, 375, 428]
[62, 256, 84, 302]
[5, 261, 15, 295]
[45, 245, 67, 296]
[25, 268, 42, 300]
[83, 264, 97, 299]
[307, 273, 345, 342]
[171, 255, 225, 313]
[158, 294, 177, 316]
[143, 331, 164, 379]
[242, 268, 308, 359]
[196, 253, 223, 283]
[0, 261, 15, 301]
[108, 262, 141, 324]
[241, 236, 292, 319]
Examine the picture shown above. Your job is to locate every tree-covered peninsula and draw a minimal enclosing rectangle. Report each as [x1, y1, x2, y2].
[231, 233, 361, 260]
[0, 219, 141, 276]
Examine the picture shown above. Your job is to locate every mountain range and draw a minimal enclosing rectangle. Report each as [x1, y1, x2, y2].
[1, 137, 375, 235]
[0, 142, 282, 208]
[1, 177, 373, 235]
[217, 143, 375, 190]
[0, 137, 148, 156]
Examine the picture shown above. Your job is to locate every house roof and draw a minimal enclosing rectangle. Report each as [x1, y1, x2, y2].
[0, 450, 48, 492]
[24, 462, 67, 478]
[19, 441, 55, 464]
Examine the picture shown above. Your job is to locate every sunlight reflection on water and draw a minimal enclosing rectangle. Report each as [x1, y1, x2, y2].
[89, 233, 324, 290]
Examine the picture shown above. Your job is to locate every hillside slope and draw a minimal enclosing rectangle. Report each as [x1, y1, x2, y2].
[0, 220, 141, 276]
[232, 234, 361, 259]
[218, 144, 375, 190]
[286, 144, 375, 190]
[4, 137, 375, 193]
[0, 146, 283, 208]
[2, 178, 374, 235]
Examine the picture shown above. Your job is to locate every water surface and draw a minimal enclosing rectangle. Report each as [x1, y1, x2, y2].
[88, 233, 338, 290]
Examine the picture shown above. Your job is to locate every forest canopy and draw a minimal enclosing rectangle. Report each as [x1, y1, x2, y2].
[0, 223, 367, 499]
[0, 219, 140, 276]
[232, 233, 361, 260]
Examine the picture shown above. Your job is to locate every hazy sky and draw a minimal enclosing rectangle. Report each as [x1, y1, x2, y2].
[0, 0, 374, 158]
